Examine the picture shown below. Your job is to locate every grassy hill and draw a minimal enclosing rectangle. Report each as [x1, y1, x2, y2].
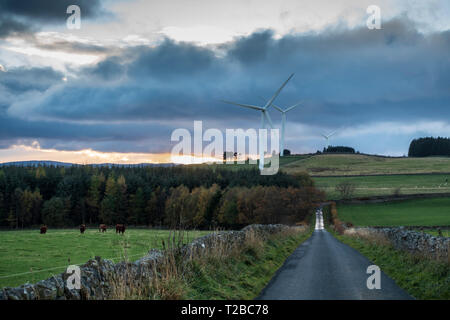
[314, 174, 450, 199]
[281, 154, 450, 176]
[194, 154, 450, 199]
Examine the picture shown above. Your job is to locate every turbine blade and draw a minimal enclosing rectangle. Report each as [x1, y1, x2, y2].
[328, 130, 337, 137]
[285, 101, 303, 112]
[263, 73, 294, 110]
[220, 100, 264, 111]
[272, 104, 284, 113]
[264, 111, 274, 129]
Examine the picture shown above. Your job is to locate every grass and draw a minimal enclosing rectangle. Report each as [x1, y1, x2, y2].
[0, 228, 210, 288]
[282, 154, 450, 176]
[337, 197, 450, 227]
[333, 231, 450, 299]
[420, 229, 450, 237]
[314, 174, 450, 200]
[127, 227, 313, 300]
[182, 228, 311, 299]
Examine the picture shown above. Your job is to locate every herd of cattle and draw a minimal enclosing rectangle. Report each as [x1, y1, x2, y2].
[39, 224, 126, 234]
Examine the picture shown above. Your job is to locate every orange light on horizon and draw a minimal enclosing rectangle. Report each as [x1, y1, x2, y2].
[0, 143, 265, 166]
[0, 143, 173, 165]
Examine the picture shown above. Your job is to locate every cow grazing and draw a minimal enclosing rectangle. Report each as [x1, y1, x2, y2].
[99, 224, 107, 232]
[40, 225, 47, 234]
[116, 224, 125, 234]
[80, 224, 86, 234]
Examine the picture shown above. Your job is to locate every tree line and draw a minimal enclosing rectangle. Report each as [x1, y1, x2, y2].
[322, 146, 356, 153]
[408, 137, 450, 157]
[0, 165, 324, 229]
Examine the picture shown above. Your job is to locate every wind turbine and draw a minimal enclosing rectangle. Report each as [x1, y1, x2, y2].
[270, 101, 302, 156]
[321, 130, 337, 147]
[221, 73, 294, 170]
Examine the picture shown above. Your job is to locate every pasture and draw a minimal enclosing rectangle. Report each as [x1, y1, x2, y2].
[314, 174, 450, 200]
[0, 228, 210, 288]
[281, 154, 450, 176]
[337, 197, 450, 227]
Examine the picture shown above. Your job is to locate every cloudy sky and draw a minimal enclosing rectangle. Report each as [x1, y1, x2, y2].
[0, 0, 449, 163]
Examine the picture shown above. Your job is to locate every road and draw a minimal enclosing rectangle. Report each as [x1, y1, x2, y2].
[257, 208, 413, 300]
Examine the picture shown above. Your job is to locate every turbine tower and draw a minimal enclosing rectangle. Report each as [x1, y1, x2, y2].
[221, 73, 294, 170]
[271, 102, 302, 156]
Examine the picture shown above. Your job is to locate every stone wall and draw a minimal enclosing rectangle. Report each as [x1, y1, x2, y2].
[0, 224, 299, 300]
[345, 226, 449, 261]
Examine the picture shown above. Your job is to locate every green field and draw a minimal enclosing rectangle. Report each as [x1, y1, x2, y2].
[337, 198, 450, 227]
[0, 228, 210, 288]
[282, 154, 450, 176]
[314, 174, 450, 200]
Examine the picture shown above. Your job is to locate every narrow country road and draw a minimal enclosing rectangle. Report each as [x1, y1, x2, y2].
[257, 208, 413, 300]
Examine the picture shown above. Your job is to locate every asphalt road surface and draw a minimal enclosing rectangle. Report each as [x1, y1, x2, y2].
[257, 210, 413, 300]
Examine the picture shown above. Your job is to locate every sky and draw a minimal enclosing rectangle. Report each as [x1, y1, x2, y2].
[0, 0, 449, 163]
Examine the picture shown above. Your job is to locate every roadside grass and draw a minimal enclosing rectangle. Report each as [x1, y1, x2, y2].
[336, 198, 450, 227]
[282, 154, 450, 176]
[419, 229, 450, 237]
[314, 174, 450, 200]
[0, 228, 210, 288]
[332, 231, 450, 300]
[142, 227, 312, 300]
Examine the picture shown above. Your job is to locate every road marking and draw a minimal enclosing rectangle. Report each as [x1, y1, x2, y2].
[315, 209, 324, 230]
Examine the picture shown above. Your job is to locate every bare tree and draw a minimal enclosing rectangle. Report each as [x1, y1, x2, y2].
[335, 182, 356, 199]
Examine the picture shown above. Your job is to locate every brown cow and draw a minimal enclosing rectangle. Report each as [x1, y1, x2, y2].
[116, 224, 125, 234]
[99, 224, 107, 232]
[80, 224, 86, 234]
[40, 225, 47, 234]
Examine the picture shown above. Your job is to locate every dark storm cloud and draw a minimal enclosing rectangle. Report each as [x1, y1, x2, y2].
[0, 0, 105, 38]
[127, 40, 217, 78]
[0, 113, 175, 153]
[2, 16, 450, 154]
[0, 67, 64, 93]
[225, 29, 274, 63]
[0, 16, 32, 37]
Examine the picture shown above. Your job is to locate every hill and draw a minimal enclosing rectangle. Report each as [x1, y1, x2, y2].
[281, 154, 450, 176]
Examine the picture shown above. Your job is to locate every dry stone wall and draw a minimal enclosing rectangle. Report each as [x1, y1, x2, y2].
[0, 224, 296, 300]
[345, 226, 449, 261]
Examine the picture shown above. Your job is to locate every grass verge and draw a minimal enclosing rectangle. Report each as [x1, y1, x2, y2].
[183, 228, 312, 299]
[331, 230, 450, 300]
[112, 226, 312, 300]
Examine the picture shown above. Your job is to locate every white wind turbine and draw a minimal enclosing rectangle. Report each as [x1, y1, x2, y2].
[221, 74, 294, 170]
[270, 101, 302, 156]
[321, 130, 337, 148]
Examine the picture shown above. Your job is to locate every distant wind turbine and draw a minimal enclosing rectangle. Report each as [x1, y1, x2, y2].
[221, 73, 294, 170]
[321, 130, 337, 147]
